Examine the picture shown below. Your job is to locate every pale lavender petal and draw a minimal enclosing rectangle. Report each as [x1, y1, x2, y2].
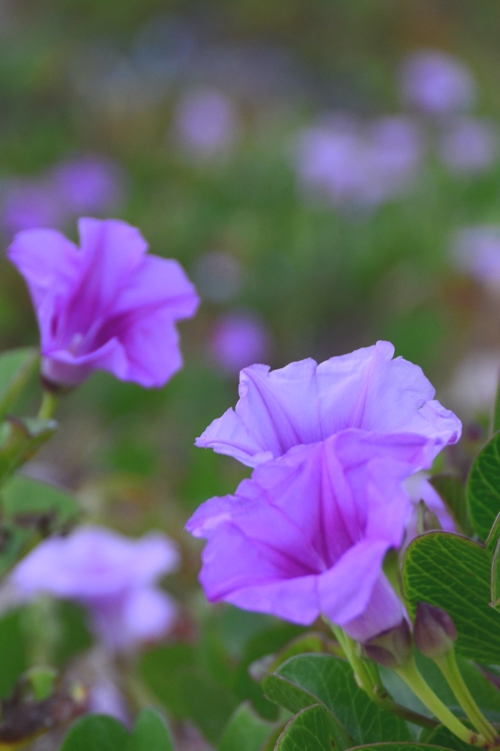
[399, 400, 462, 449]
[7, 229, 80, 309]
[196, 341, 458, 466]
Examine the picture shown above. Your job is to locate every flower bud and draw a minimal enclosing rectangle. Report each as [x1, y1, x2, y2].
[362, 619, 412, 668]
[413, 602, 457, 659]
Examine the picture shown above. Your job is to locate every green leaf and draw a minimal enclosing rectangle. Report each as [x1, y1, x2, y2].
[467, 432, 500, 541]
[128, 708, 174, 751]
[486, 512, 500, 556]
[3, 474, 80, 526]
[421, 725, 475, 751]
[492, 536, 500, 607]
[60, 714, 129, 751]
[493, 377, 500, 435]
[430, 475, 472, 536]
[274, 704, 352, 751]
[263, 654, 411, 745]
[173, 667, 238, 744]
[403, 532, 500, 663]
[0, 524, 31, 578]
[233, 621, 303, 721]
[0, 347, 38, 420]
[249, 633, 333, 683]
[140, 644, 238, 743]
[0, 467, 78, 579]
[349, 745, 453, 751]
[456, 659, 500, 720]
[0, 416, 57, 486]
[218, 702, 277, 751]
[0, 610, 28, 699]
[140, 643, 195, 718]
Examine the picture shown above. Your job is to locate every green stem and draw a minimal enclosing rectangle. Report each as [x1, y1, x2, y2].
[330, 623, 437, 730]
[435, 651, 498, 744]
[37, 391, 58, 420]
[395, 657, 487, 746]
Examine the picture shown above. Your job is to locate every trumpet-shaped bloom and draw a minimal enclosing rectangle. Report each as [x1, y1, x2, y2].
[11, 527, 179, 651]
[7, 218, 199, 388]
[196, 341, 461, 467]
[187, 430, 435, 641]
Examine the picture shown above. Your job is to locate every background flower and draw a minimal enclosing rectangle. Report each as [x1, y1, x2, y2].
[208, 311, 271, 374]
[399, 50, 476, 115]
[11, 527, 179, 652]
[8, 218, 200, 388]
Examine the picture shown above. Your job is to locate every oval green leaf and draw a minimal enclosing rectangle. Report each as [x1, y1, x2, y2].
[218, 702, 277, 751]
[263, 654, 411, 745]
[403, 531, 500, 663]
[467, 432, 500, 541]
[275, 704, 352, 751]
[128, 708, 174, 751]
[60, 714, 129, 751]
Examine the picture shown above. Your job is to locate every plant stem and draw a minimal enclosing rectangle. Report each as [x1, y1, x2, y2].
[434, 651, 498, 744]
[330, 623, 437, 730]
[395, 657, 488, 747]
[37, 391, 57, 420]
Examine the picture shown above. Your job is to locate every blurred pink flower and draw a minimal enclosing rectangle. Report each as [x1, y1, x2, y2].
[209, 312, 271, 374]
[438, 117, 498, 174]
[51, 154, 126, 215]
[451, 225, 500, 286]
[295, 115, 422, 210]
[173, 88, 240, 159]
[11, 526, 179, 652]
[2, 179, 64, 234]
[399, 50, 476, 116]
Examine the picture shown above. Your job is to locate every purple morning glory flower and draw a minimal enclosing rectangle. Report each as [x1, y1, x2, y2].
[196, 341, 461, 468]
[399, 50, 476, 116]
[187, 430, 435, 641]
[438, 117, 498, 174]
[11, 526, 179, 652]
[209, 312, 271, 375]
[7, 218, 199, 388]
